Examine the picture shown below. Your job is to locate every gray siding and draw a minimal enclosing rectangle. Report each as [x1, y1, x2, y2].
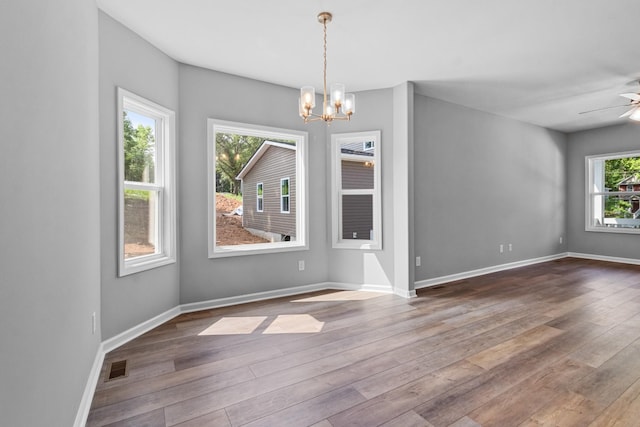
[242, 146, 297, 237]
[342, 160, 374, 190]
[342, 194, 373, 240]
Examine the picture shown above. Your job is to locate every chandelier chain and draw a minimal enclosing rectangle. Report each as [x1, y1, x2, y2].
[323, 18, 328, 110]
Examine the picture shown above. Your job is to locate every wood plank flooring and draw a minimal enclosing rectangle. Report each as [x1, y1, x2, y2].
[87, 258, 640, 426]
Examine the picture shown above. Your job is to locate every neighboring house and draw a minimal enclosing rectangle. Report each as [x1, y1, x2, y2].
[236, 141, 297, 241]
[618, 175, 640, 217]
[340, 143, 375, 240]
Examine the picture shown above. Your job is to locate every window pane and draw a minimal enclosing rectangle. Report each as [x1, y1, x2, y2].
[603, 156, 640, 192]
[124, 189, 159, 258]
[342, 194, 373, 240]
[214, 130, 299, 248]
[595, 194, 640, 229]
[123, 110, 156, 184]
[341, 160, 374, 190]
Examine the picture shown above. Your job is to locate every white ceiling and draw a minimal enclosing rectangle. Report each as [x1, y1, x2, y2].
[97, 0, 640, 133]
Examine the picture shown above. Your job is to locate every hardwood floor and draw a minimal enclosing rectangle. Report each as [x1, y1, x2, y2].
[87, 258, 640, 426]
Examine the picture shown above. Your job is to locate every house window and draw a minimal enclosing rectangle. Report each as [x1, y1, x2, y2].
[118, 88, 176, 276]
[256, 182, 264, 212]
[586, 151, 640, 234]
[281, 178, 290, 213]
[331, 131, 382, 249]
[208, 119, 308, 257]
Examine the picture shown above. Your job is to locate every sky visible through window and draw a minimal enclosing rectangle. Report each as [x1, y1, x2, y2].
[126, 110, 155, 130]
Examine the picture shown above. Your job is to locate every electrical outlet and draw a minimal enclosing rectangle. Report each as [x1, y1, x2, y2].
[298, 260, 305, 271]
[92, 312, 96, 335]
[560, 236, 563, 244]
[416, 256, 421, 267]
[508, 243, 513, 252]
[499, 244, 504, 253]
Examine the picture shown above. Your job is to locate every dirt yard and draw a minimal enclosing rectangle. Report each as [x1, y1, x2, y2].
[216, 194, 269, 246]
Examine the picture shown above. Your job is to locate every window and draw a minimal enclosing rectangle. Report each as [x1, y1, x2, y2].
[281, 178, 290, 213]
[331, 131, 382, 249]
[118, 88, 176, 276]
[208, 119, 308, 257]
[586, 151, 640, 234]
[256, 182, 264, 212]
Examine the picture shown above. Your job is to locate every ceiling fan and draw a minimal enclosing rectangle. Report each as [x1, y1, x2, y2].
[579, 86, 640, 121]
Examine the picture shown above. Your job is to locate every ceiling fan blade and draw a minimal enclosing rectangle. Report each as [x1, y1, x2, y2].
[579, 104, 630, 115]
[620, 93, 640, 101]
[619, 106, 638, 118]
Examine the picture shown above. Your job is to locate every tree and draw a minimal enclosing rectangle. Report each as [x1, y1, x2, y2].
[123, 111, 155, 182]
[604, 156, 640, 217]
[215, 133, 264, 195]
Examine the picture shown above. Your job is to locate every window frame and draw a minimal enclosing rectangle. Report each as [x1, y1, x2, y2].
[331, 130, 382, 250]
[117, 88, 177, 276]
[585, 150, 640, 234]
[207, 119, 308, 258]
[256, 182, 264, 213]
[280, 177, 290, 214]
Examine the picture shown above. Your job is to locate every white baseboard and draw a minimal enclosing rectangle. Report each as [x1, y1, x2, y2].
[567, 252, 640, 266]
[326, 281, 395, 294]
[73, 343, 105, 427]
[394, 288, 418, 298]
[180, 282, 331, 314]
[102, 306, 182, 354]
[414, 253, 568, 289]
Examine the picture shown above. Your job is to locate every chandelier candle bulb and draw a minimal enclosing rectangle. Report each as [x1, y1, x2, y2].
[331, 83, 345, 106]
[301, 86, 315, 109]
[325, 104, 334, 116]
[344, 93, 355, 114]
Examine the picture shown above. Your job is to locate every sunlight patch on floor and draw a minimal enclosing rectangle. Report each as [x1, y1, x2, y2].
[198, 316, 267, 335]
[292, 290, 386, 302]
[262, 314, 324, 334]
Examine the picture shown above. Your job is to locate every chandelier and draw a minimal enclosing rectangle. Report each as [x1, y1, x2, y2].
[299, 12, 355, 123]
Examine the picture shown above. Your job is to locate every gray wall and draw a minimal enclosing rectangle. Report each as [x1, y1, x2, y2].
[0, 1, 101, 426]
[179, 64, 329, 303]
[567, 123, 640, 258]
[99, 12, 180, 339]
[326, 89, 396, 287]
[414, 95, 568, 281]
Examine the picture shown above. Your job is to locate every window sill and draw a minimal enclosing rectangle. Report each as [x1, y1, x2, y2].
[119, 254, 176, 277]
[209, 241, 308, 258]
[585, 226, 640, 235]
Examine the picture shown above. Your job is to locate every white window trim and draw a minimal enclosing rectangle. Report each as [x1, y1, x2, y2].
[256, 182, 264, 212]
[117, 88, 177, 276]
[280, 177, 290, 214]
[585, 150, 640, 235]
[331, 130, 382, 250]
[207, 119, 308, 258]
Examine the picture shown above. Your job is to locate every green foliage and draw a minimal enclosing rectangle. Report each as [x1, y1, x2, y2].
[123, 112, 155, 182]
[215, 133, 265, 195]
[219, 192, 243, 202]
[604, 156, 640, 190]
[604, 156, 640, 217]
[124, 189, 150, 201]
